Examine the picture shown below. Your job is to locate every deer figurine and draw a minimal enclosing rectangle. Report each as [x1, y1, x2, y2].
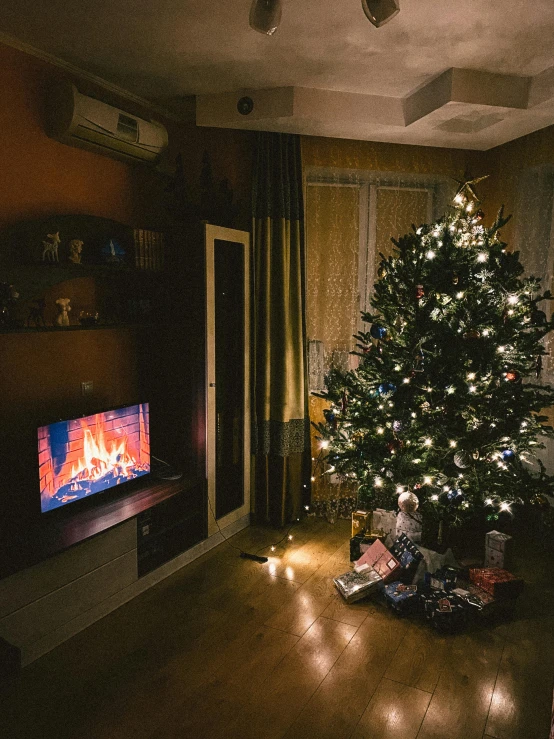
[42, 232, 60, 262]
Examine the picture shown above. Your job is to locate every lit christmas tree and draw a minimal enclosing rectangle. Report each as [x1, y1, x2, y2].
[313, 179, 554, 542]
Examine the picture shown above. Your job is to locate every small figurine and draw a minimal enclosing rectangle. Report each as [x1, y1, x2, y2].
[55, 297, 71, 327]
[68, 239, 84, 264]
[26, 298, 47, 327]
[42, 232, 60, 262]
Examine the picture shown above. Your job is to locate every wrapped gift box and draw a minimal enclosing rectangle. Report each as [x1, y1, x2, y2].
[450, 579, 515, 619]
[383, 581, 419, 614]
[351, 510, 372, 538]
[424, 566, 459, 591]
[469, 568, 524, 598]
[334, 567, 382, 604]
[390, 533, 424, 582]
[350, 532, 385, 562]
[355, 538, 400, 582]
[420, 588, 467, 631]
[372, 509, 397, 544]
[396, 511, 423, 543]
[484, 530, 512, 569]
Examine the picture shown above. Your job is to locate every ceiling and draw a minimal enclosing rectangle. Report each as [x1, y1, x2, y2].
[1, 0, 554, 149]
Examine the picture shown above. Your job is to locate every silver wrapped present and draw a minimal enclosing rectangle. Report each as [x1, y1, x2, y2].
[333, 567, 382, 604]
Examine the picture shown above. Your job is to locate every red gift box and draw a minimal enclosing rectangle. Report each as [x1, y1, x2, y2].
[356, 538, 400, 582]
[469, 567, 524, 598]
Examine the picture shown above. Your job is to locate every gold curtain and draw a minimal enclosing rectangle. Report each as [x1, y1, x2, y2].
[252, 133, 311, 526]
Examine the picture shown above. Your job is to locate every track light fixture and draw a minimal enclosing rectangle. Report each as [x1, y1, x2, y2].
[361, 0, 400, 28]
[249, 0, 400, 36]
[249, 0, 282, 36]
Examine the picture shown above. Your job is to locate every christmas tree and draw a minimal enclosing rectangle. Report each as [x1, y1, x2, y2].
[313, 178, 554, 540]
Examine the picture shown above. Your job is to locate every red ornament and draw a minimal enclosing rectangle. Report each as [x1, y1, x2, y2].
[505, 370, 520, 382]
[387, 438, 404, 454]
[415, 284, 425, 300]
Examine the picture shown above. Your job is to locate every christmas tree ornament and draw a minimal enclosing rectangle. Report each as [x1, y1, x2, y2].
[474, 209, 485, 221]
[530, 494, 550, 510]
[398, 491, 419, 513]
[447, 488, 464, 504]
[454, 451, 471, 468]
[501, 449, 515, 460]
[415, 284, 425, 299]
[472, 450, 480, 460]
[378, 382, 396, 396]
[377, 266, 387, 279]
[370, 324, 387, 340]
[505, 370, 520, 382]
[341, 390, 348, 413]
[463, 329, 481, 340]
[387, 438, 404, 453]
[392, 420, 404, 432]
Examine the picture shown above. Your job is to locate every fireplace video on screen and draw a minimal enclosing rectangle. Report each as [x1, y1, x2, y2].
[38, 403, 150, 513]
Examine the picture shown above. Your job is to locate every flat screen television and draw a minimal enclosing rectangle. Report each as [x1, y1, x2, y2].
[38, 403, 150, 513]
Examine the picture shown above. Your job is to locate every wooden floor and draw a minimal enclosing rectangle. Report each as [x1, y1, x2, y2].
[1, 517, 553, 739]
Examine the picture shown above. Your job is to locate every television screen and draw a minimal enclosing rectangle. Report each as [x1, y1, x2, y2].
[38, 403, 150, 513]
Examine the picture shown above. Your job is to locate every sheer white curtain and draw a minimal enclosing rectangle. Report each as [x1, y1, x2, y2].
[304, 167, 455, 518]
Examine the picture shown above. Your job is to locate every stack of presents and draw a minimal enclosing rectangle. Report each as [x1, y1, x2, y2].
[335, 511, 523, 632]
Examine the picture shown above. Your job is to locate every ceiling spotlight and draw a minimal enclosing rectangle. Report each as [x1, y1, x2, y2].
[361, 0, 400, 27]
[250, 0, 282, 35]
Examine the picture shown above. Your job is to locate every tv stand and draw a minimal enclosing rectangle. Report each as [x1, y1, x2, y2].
[0, 473, 205, 580]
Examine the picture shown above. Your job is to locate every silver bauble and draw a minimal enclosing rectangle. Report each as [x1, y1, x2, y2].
[398, 491, 419, 514]
[454, 451, 471, 468]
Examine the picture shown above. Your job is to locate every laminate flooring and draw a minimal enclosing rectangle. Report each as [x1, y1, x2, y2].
[1, 517, 553, 739]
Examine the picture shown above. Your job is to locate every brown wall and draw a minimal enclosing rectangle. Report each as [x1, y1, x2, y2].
[302, 135, 471, 179]
[467, 125, 554, 244]
[0, 41, 253, 558]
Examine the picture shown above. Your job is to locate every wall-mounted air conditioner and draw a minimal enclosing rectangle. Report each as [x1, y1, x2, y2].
[45, 80, 168, 164]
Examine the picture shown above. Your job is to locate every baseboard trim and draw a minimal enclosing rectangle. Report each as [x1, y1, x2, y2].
[21, 513, 251, 666]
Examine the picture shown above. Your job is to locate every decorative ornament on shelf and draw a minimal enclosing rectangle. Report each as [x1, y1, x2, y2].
[370, 324, 387, 340]
[41, 231, 60, 262]
[68, 239, 84, 264]
[453, 451, 471, 468]
[398, 491, 419, 513]
[55, 298, 71, 327]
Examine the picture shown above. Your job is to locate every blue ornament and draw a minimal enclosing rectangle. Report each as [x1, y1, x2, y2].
[501, 449, 514, 460]
[370, 324, 387, 340]
[447, 488, 464, 505]
[378, 382, 397, 396]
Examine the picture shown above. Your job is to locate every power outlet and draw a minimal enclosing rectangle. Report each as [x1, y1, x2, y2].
[81, 381, 94, 396]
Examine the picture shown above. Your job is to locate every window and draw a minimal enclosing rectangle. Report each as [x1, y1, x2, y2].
[305, 169, 451, 390]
